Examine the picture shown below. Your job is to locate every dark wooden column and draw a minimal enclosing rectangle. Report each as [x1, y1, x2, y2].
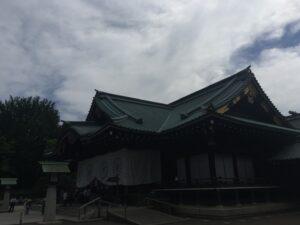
[232, 153, 240, 184]
[185, 156, 191, 185]
[208, 151, 217, 185]
[161, 149, 177, 186]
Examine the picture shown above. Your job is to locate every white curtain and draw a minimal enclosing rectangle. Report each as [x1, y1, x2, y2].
[176, 158, 186, 182]
[237, 155, 255, 179]
[76, 149, 161, 187]
[215, 153, 234, 179]
[190, 154, 210, 183]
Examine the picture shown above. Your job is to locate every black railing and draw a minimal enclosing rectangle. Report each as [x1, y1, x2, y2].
[78, 197, 127, 221]
[164, 177, 269, 188]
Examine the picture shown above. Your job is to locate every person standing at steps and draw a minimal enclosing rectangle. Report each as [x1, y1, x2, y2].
[63, 191, 68, 207]
[8, 197, 17, 212]
[41, 198, 45, 215]
[24, 198, 32, 215]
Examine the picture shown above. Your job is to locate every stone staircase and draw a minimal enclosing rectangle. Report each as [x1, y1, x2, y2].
[108, 206, 187, 225]
[56, 204, 81, 218]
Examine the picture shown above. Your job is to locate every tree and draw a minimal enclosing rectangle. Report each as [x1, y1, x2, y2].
[0, 96, 60, 188]
[0, 136, 14, 177]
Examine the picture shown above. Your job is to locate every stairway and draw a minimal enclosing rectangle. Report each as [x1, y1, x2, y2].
[109, 206, 187, 225]
[56, 205, 80, 218]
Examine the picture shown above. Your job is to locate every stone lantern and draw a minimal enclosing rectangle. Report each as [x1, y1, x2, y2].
[39, 161, 70, 222]
[0, 178, 17, 211]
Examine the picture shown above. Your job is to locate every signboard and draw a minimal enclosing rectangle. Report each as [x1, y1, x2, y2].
[0, 178, 17, 185]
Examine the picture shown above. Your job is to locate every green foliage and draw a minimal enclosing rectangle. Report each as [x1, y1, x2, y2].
[0, 96, 60, 188]
[31, 176, 48, 198]
[44, 139, 58, 155]
[0, 96, 59, 140]
[0, 136, 15, 177]
[0, 136, 10, 151]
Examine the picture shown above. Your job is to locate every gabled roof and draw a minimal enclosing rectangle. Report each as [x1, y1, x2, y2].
[64, 67, 298, 137]
[92, 91, 171, 132]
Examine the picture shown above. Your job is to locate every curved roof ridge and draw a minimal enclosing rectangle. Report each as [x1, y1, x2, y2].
[63, 121, 98, 125]
[95, 90, 171, 109]
[286, 114, 300, 121]
[180, 73, 242, 119]
[104, 94, 143, 124]
[169, 66, 251, 106]
[249, 70, 291, 127]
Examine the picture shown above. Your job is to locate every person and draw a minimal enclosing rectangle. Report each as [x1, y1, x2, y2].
[41, 198, 46, 215]
[68, 191, 73, 207]
[24, 198, 32, 215]
[63, 191, 68, 207]
[8, 197, 17, 213]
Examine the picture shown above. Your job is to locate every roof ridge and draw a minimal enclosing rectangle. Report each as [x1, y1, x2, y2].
[249, 71, 291, 127]
[169, 66, 251, 106]
[95, 90, 172, 109]
[287, 115, 300, 120]
[224, 114, 300, 133]
[180, 74, 241, 119]
[63, 121, 98, 125]
[104, 94, 143, 124]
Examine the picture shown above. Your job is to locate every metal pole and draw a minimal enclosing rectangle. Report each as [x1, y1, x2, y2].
[98, 201, 101, 217]
[124, 205, 127, 220]
[19, 211, 23, 225]
[124, 185, 128, 219]
[106, 205, 109, 219]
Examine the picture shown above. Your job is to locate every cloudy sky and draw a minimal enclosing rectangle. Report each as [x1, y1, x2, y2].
[0, 0, 300, 120]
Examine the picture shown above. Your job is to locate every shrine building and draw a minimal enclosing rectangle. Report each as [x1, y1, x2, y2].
[57, 67, 300, 208]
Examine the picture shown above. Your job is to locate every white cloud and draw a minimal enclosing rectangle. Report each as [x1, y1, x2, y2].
[0, 0, 300, 119]
[253, 46, 300, 114]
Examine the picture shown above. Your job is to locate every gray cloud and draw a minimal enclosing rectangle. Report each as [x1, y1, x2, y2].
[1, 0, 300, 120]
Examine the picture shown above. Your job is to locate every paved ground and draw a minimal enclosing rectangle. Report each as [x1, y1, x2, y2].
[3, 207, 300, 225]
[0, 205, 76, 225]
[0, 206, 43, 225]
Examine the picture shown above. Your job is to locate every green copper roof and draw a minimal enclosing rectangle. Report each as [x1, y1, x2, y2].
[85, 67, 252, 132]
[64, 67, 299, 137]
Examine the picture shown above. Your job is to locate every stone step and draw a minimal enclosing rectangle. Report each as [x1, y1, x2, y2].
[56, 205, 80, 218]
[108, 206, 187, 225]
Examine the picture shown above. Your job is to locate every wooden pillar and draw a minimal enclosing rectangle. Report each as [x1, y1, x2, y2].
[185, 156, 191, 185]
[232, 153, 240, 184]
[216, 189, 223, 207]
[161, 150, 176, 186]
[235, 189, 241, 206]
[251, 189, 256, 204]
[265, 189, 271, 202]
[208, 151, 217, 185]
